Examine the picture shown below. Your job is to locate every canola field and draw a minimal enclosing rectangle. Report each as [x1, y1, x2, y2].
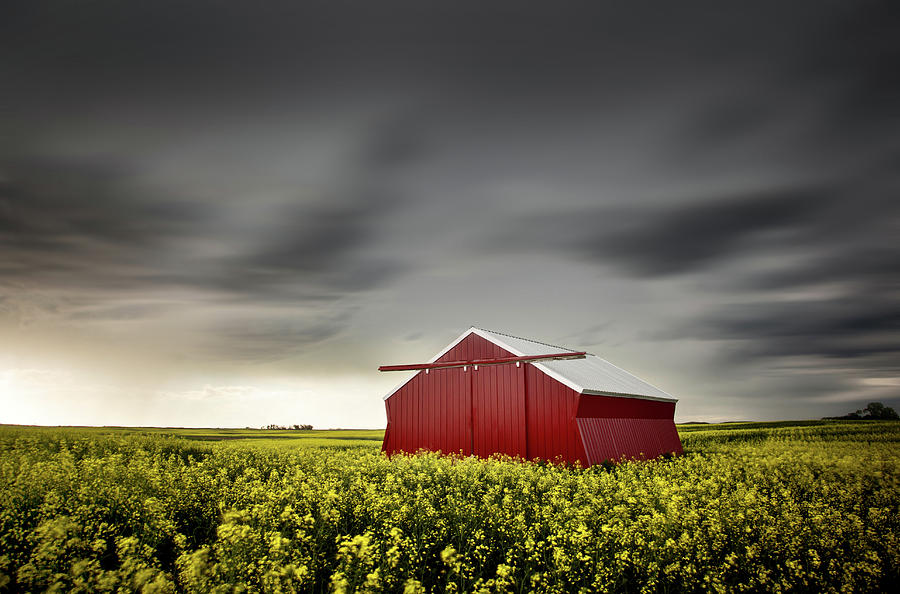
[1, 421, 898, 593]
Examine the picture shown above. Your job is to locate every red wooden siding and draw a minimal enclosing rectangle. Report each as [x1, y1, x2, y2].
[383, 333, 515, 456]
[524, 365, 586, 465]
[472, 362, 525, 457]
[384, 366, 472, 455]
[577, 418, 682, 464]
[577, 394, 676, 419]
[574, 393, 682, 464]
[437, 333, 513, 364]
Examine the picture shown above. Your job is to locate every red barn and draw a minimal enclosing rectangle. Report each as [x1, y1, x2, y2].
[380, 327, 683, 465]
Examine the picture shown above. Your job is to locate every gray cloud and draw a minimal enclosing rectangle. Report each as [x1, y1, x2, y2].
[796, 1, 900, 134]
[579, 187, 836, 276]
[0, 157, 206, 286]
[751, 248, 900, 292]
[215, 193, 402, 297]
[220, 110, 424, 298]
[676, 299, 900, 364]
[2, 0, 899, 422]
[0, 144, 407, 359]
[209, 311, 353, 363]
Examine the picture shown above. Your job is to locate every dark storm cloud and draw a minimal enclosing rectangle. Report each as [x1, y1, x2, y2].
[0, 159, 189, 243]
[750, 248, 900, 292]
[676, 300, 900, 363]
[0, 157, 205, 281]
[0, 147, 406, 353]
[1, 0, 854, 135]
[569, 187, 836, 276]
[206, 108, 425, 307]
[674, 2, 900, 151]
[1, 161, 401, 285]
[2, 0, 899, 414]
[515, 172, 896, 281]
[217, 194, 404, 299]
[219, 108, 425, 296]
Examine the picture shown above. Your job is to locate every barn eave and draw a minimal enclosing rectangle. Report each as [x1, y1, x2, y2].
[579, 389, 678, 403]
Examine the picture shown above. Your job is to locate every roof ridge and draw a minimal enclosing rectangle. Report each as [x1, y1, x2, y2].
[473, 326, 575, 353]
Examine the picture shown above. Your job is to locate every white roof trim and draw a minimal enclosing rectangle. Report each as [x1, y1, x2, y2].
[382, 373, 418, 402]
[382, 327, 677, 403]
[581, 389, 677, 403]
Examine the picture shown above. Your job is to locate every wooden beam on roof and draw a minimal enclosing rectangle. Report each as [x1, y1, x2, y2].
[378, 351, 586, 372]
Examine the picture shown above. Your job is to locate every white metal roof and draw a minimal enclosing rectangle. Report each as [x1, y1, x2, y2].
[383, 327, 677, 402]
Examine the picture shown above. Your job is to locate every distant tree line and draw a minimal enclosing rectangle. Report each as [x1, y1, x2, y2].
[261, 424, 314, 430]
[824, 402, 899, 421]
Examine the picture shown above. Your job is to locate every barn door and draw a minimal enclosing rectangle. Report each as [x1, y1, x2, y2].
[471, 363, 526, 458]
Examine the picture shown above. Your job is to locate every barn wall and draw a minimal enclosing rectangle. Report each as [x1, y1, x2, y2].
[383, 367, 472, 455]
[383, 333, 516, 456]
[575, 394, 683, 464]
[472, 362, 526, 457]
[576, 394, 675, 418]
[577, 418, 683, 464]
[524, 365, 587, 465]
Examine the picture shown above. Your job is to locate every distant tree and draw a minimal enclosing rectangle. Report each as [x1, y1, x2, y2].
[825, 402, 899, 421]
[862, 402, 899, 420]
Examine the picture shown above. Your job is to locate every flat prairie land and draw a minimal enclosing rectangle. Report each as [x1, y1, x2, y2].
[0, 425, 386, 449]
[1, 421, 897, 592]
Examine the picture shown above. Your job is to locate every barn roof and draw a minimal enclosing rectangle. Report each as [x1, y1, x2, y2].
[384, 327, 676, 402]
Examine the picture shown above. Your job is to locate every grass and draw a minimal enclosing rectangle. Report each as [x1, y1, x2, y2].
[1, 419, 887, 450]
[0, 424, 385, 449]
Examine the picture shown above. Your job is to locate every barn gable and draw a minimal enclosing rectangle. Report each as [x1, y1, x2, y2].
[382, 330, 516, 401]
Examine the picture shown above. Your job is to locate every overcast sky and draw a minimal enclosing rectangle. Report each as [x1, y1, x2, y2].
[2, 0, 898, 427]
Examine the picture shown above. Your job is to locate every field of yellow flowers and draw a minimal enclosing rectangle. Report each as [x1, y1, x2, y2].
[1, 421, 898, 593]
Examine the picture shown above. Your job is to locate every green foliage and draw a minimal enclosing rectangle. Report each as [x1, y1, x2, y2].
[826, 401, 900, 421]
[857, 402, 899, 420]
[1, 422, 898, 592]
